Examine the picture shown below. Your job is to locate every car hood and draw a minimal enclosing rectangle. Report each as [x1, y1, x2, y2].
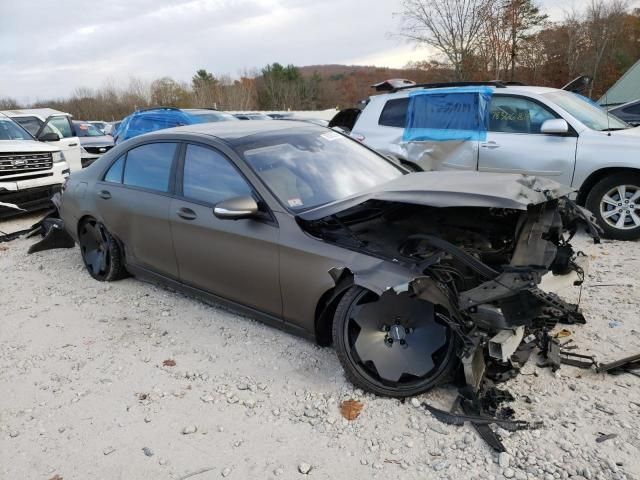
[0, 139, 59, 153]
[79, 136, 114, 147]
[609, 126, 640, 138]
[297, 172, 573, 221]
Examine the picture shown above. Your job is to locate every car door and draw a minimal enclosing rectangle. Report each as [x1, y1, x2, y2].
[95, 141, 180, 279]
[169, 143, 282, 317]
[478, 95, 578, 186]
[37, 116, 83, 172]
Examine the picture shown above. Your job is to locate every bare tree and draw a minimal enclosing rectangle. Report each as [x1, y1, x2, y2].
[584, 0, 629, 96]
[478, 0, 513, 79]
[397, 0, 492, 80]
[503, 0, 548, 80]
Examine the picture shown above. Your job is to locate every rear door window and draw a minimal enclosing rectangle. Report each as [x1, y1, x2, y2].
[123, 142, 177, 193]
[104, 156, 125, 183]
[378, 98, 409, 127]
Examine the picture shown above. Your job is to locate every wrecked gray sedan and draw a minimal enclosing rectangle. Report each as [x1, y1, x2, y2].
[58, 121, 599, 397]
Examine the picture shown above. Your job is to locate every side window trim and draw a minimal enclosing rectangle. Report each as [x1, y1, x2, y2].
[99, 141, 181, 196]
[177, 141, 276, 224]
[102, 154, 126, 183]
[378, 97, 409, 128]
[490, 94, 578, 137]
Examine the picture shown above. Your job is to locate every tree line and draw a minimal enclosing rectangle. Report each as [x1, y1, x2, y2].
[1, 0, 637, 120]
[399, 0, 638, 98]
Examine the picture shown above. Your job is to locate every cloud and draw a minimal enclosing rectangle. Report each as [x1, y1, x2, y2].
[0, 0, 595, 102]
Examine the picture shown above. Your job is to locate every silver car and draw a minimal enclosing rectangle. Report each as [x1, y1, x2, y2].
[349, 83, 640, 240]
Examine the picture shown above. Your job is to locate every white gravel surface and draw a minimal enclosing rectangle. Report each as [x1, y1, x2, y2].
[1, 214, 639, 480]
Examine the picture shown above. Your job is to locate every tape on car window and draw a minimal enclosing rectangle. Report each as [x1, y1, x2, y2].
[403, 86, 493, 142]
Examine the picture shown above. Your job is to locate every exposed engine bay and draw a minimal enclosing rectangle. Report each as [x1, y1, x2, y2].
[300, 195, 599, 391]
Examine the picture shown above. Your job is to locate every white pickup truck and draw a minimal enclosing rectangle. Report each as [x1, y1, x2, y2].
[0, 115, 69, 215]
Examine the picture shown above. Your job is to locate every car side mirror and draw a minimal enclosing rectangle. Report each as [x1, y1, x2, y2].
[39, 132, 61, 142]
[214, 196, 258, 220]
[540, 119, 569, 134]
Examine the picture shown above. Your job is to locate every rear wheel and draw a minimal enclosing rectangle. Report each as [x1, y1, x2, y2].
[332, 286, 455, 397]
[586, 173, 640, 240]
[78, 218, 127, 281]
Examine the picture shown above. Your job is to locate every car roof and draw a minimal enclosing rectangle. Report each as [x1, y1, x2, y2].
[168, 119, 317, 141]
[0, 108, 71, 118]
[372, 84, 561, 101]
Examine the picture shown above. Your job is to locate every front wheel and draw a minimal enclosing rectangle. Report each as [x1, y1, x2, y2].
[332, 286, 456, 397]
[585, 173, 640, 241]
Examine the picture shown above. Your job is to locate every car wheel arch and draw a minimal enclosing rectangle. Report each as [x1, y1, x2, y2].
[314, 272, 356, 347]
[77, 215, 126, 258]
[577, 167, 640, 205]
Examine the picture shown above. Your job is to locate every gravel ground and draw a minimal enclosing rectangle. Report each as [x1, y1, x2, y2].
[1, 214, 639, 480]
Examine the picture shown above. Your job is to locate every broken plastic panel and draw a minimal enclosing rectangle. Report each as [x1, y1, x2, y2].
[402, 86, 493, 142]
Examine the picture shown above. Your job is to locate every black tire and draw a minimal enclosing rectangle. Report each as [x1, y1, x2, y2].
[585, 173, 640, 241]
[78, 218, 127, 281]
[332, 286, 456, 397]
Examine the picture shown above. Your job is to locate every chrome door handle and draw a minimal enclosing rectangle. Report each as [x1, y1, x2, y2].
[480, 142, 500, 149]
[98, 190, 111, 200]
[177, 207, 197, 220]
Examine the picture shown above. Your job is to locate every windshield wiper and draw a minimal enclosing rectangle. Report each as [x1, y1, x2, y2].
[600, 127, 628, 131]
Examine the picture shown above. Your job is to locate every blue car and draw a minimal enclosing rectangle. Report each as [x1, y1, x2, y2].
[114, 108, 237, 143]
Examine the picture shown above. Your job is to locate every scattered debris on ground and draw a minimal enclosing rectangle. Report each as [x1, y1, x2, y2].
[1, 226, 639, 479]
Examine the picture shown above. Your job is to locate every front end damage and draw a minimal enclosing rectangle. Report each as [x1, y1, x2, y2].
[300, 175, 600, 393]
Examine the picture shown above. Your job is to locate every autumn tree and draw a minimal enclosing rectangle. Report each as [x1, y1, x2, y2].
[397, 0, 492, 80]
[503, 0, 548, 80]
[150, 77, 190, 107]
[191, 69, 219, 108]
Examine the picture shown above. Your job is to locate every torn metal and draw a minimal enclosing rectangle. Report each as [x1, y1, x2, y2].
[301, 173, 600, 392]
[0, 193, 75, 252]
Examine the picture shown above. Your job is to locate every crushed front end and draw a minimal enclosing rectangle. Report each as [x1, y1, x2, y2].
[300, 178, 601, 392]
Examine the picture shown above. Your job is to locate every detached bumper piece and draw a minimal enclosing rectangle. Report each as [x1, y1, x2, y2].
[0, 193, 75, 253]
[27, 216, 75, 254]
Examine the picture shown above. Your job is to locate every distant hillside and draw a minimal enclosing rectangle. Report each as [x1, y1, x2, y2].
[296, 64, 453, 108]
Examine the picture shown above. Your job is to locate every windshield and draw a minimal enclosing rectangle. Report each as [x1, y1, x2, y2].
[75, 123, 104, 137]
[190, 112, 238, 123]
[543, 91, 629, 131]
[240, 129, 403, 212]
[0, 117, 34, 140]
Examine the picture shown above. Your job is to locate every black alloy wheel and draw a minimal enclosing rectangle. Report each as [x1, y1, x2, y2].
[333, 286, 456, 397]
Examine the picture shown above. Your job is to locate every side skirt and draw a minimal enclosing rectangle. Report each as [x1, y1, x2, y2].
[125, 263, 316, 343]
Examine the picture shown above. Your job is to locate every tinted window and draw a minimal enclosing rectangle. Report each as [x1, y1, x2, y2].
[379, 98, 409, 127]
[104, 156, 125, 183]
[489, 96, 557, 134]
[241, 129, 402, 211]
[182, 144, 252, 205]
[14, 117, 42, 136]
[48, 117, 74, 138]
[123, 143, 177, 192]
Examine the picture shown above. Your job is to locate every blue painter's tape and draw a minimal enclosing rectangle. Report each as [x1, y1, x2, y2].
[403, 86, 493, 142]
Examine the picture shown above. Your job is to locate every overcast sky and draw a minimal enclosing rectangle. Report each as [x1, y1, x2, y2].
[0, 0, 585, 103]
